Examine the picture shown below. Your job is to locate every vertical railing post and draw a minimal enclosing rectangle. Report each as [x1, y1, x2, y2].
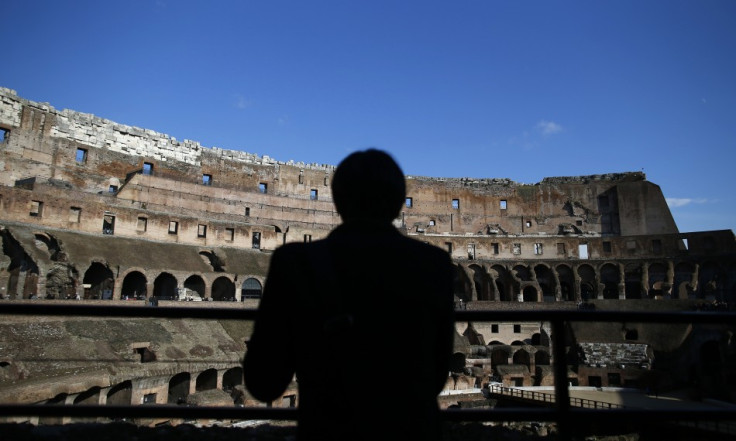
[552, 318, 572, 439]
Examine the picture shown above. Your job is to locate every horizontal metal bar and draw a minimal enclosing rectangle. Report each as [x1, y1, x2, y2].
[1, 303, 733, 323]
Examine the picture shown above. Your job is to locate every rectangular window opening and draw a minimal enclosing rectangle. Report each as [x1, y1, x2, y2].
[578, 243, 590, 259]
[245, 207, 251, 217]
[491, 324, 499, 333]
[557, 243, 566, 255]
[652, 239, 662, 254]
[603, 241, 612, 253]
[304, 234, 312, 243]
[445, 242, 453, 254]
[310, 189, 318, 200]
[467, 244, 475, 260]
[168, 221, 179, 234]
[500, 200, 507, 210]
[75, 148, 88, 163]
[30, 200, 43, 217]
[534, 243, 543, 255]
[513, 324, 521, 333]
[69, 207, 81, 223]
[252, 231, 261, 249]
[429, 219, 435, 226]
[108, 185, 118, 194]
[202, 174, 212, 186]
[197, 224, 207, 238]
[0, 127, 9, 143]
[512, 243, 521, 255]
[103, 214, 115, 235]
[492, 243, 499, 255]
[225, 227, 234, 241]
[258, 183, 267, 193]
[452, 199, 459, 210]
[136, 217, 147, 232]
[405, 197, 413, 208]
[143, 162, 153, 175]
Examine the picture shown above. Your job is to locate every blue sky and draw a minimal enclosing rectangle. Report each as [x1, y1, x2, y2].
[2, 1, 735, 233]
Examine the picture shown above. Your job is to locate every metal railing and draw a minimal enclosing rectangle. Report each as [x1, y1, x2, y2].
[0, 303, 735, 439]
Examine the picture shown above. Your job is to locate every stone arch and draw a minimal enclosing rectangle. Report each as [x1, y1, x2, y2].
[648, 262, 668, 298]
[522, 285, 538, 302]
[40, 393, 67, 424]
[223, 367, 243, 393]
[107, 380, 132, 406]
[535, 350, 551, 366]
[184, 274, 206, 300]
[453, 264, 472, 303]
[600, 263, 620, 300]
[469, 264, 493, 301]
[153, 272, 178, 299]
[241, 277, 263, 300]
[212, 276, 236, 301]
[168, 372, 191, 404]
[534, 264, 556, 301]
[624, 263, 643, 299]
[121, 270, 147, 300]
[82, 262, 114, 299]
[513, 264, 533, 282]
[512, 348, 532, 368]
[45, 264, 79, 300]
[556, 264, 575, 301]
[196, 368, 219, 391]
[578, 264, 597, 301]
[698, 261, 723, 300]
[74, 386, 101, 405]
[492, 265, 515, 302]
[673, 261, 696, 299]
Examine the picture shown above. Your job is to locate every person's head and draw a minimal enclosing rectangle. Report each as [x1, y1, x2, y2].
[331, 149, 406, 223]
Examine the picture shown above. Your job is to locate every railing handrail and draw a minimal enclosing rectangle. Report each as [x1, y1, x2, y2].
[1, 303, 734, 439]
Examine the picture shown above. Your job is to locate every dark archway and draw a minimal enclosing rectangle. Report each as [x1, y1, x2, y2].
[470, 264, 492, 301]
[673, 262, 695, 299]
[578, 264, 596, 301]
[212, 276, 235, 301]
[196, 368, 218, 392]
[121, 271, 147, 300]
[557, 264, 575, 301]
[600, 263, 620, 300]
[184, 275, 206, 300]
[82, 262, 114, 299]
[625, 263, 643, 299]
[241, 277, 262, 300]
[513, 349, 531, 368]
[153, 272, 178, 300]
[168, 372, 191, 404]
[492, 265, 515, 302]
[107, 381, 132, 406]
[522, 285, 538, 302]
[648, 262, 668, 298]
[453, 265, 472, 303]
[534, 264, 556, 301]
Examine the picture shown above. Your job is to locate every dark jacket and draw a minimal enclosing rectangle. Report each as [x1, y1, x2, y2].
[244, 220, 455, 441]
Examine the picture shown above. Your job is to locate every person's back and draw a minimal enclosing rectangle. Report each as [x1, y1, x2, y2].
[244, 149, 455, 441]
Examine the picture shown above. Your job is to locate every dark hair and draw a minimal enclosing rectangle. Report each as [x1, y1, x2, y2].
[331, 149, 406, 222]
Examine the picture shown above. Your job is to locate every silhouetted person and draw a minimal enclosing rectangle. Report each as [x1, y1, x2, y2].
[244, 149, 455, 441]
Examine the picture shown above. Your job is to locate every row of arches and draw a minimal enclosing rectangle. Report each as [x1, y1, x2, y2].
[39, 366, 244, 424]
[455, 260, 736, 303]
[43, 262, 263, 301]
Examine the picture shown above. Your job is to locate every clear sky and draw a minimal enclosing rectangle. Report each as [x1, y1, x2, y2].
[2, 1, 735, 233]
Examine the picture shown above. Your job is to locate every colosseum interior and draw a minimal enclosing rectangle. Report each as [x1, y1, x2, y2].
[0, 86, 734, 432]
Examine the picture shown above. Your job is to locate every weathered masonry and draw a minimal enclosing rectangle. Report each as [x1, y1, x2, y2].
[0, 87, 734, 416]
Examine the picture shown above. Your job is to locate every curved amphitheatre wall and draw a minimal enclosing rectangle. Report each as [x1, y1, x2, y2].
[0, 87, 735, 411]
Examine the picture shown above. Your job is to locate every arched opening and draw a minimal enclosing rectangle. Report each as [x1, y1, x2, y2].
[168, 372, 191, 404]
[153, 272, 178, 300]
[82, 262, 114, 299]
[513, 349, 531, 368]
[698, 261, 723, 301]
[40, 393, 67, 425]
[470, 264, 492, 301]
[223, 367, 243, 393]
[600, 263, 620, 300]
[625, 263, 643, 299]
[241, 278, 263, 300]
[673, 262, 695, 299]
[212, 276, 235, 301]
[196, 368, 218, 391]
[513, 265, 532, 282]
[107, 381, 132, 406]
[121, 271, 147, 300]
[534, 265, 556, 302]
[184, 275, 206, 300]
[522, 286, 538, 302]
[491, 348, 509, 367]
[556, 264, 575, 301]
[45, 265, 78, 300]
[535, 351, 551, 365]
[453, 265, 472, 303]
[648, 262, 668, 298]
[578, 264, 596, 301]
[492, 265, 515, 302]
[74, 386, 101, 405]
